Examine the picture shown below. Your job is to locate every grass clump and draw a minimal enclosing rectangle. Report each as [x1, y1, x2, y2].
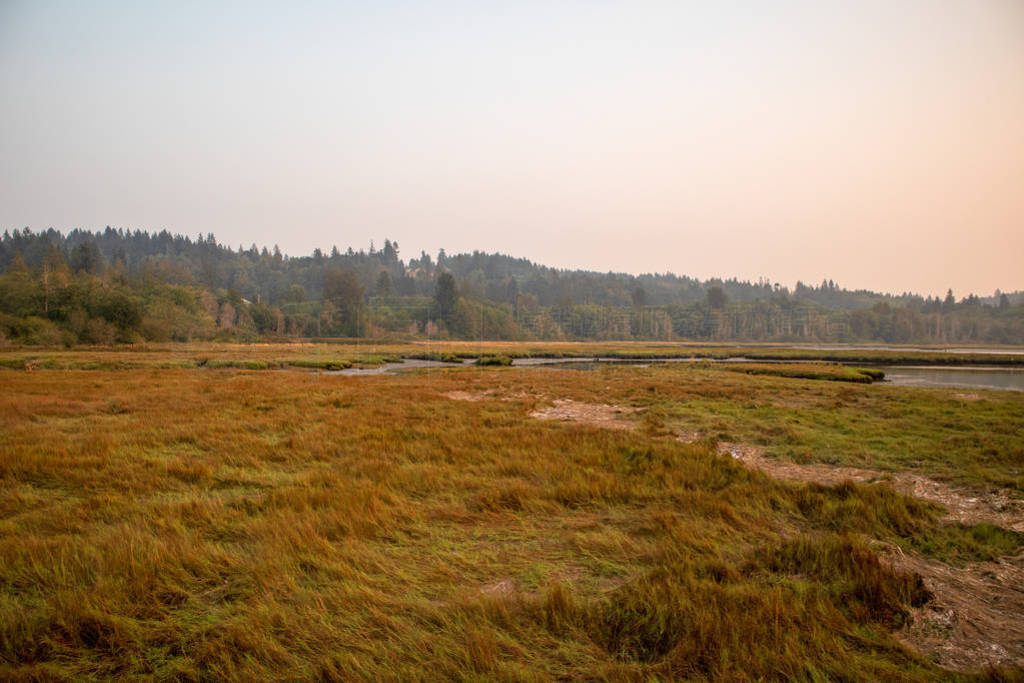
[907, 523, 1023, 564]
[475, 354, 513, 366]
[409, 351, 465, 363]
[575, 534, 935, 679]
[203, 359, 273, 370]
[753, 533, 931, 627]
[722, 362, 885, 383]
[856, 367, 886, 381]
[285, 358, 352, 371]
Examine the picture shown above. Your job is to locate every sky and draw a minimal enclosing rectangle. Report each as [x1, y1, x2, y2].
[1, 1, 1022, 297]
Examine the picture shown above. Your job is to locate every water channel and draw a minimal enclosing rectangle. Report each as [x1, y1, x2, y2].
[882, 366, 1024, 392]
[335, 356, 1024, 391]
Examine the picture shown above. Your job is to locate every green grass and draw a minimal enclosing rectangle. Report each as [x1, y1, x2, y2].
[906, 523, 1023, 564]
[202, 358, 273, 370]
[407, 351, 467, 363]
[284, 358, 354, 371]
[475, 354, 513, 367]
[634, 365, 1024, 491]
[718, 362, 886, 383]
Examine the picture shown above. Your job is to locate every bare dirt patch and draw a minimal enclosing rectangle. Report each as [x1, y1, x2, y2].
[529, 399, 639, 431]
[706, 439, 1024, 533]
[885, 547, 1024, 670]
[444, 390, 538, 402]
[446, 389, 640, 431]
[444, 390, 489, 402]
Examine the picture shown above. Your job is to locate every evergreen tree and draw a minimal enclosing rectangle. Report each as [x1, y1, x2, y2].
[707, 285, 728, 309]
[69, 241, 103, 274]
[632, 286, 647, 308]
[434, 272, 457, 325]
[375, 271, 394, 298]
[943, 288, 955, 312]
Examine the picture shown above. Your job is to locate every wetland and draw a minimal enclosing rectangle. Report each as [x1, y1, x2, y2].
[1, 342, 1022, 678]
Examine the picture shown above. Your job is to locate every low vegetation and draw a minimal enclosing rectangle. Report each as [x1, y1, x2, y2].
[475, 354, 513, 367]
[719, 362, 886, 383]
[1, 352, 1022, 678]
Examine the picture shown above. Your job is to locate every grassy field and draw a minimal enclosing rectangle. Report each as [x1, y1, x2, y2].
[1, 350, 1023, 679]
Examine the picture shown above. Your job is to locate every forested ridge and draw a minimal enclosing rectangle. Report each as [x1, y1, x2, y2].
[1, 227, 1022, 345]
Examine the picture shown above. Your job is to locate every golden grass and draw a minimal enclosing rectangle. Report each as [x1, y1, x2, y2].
[1, 359, 1021, 678]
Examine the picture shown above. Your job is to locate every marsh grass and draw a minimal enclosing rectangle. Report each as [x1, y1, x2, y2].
[2, 339, 1023, 373]
[0, 357, 1021, 678]
[475, 354, 513, 367]
[719, 362, 885, 383]
[284, 358, 353, 371]
[640, 365, 1023, 491]
[407, 351, 466, 363]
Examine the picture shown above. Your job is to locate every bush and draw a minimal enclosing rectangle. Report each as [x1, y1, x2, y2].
[19, 316, 64, 346]
[83, 318, 118, 345]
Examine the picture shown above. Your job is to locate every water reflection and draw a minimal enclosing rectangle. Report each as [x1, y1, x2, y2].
[884, 366, 1024, 392]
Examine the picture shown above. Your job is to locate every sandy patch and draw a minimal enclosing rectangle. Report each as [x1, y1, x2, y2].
[444, 390, 538, 402]
[529, 399, 639, 431]
[444, 390, 489, 402]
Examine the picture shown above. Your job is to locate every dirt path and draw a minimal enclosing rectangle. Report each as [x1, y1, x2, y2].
[712, 440, 1024, 533]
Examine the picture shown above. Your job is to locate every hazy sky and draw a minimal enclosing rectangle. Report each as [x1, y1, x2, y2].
[1, 1, 1022, 296]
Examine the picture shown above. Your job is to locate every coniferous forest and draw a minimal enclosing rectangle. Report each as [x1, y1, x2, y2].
[1, 227, 1022, 346]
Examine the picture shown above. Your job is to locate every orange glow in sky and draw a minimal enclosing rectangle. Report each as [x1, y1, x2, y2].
[1, 1, 1021, 296]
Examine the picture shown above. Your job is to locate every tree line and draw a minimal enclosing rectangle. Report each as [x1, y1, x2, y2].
[1, 227, 1022, 345]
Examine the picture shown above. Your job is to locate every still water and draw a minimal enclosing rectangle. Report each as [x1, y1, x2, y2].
[335, 356, 1024, 392]
[793, 344, 1024, 355]
[523, 358, 1024, 392]
[883, 366, 1024, 392]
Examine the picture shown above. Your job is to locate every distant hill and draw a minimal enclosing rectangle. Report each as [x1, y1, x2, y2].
[1, 227, 1022, 345]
